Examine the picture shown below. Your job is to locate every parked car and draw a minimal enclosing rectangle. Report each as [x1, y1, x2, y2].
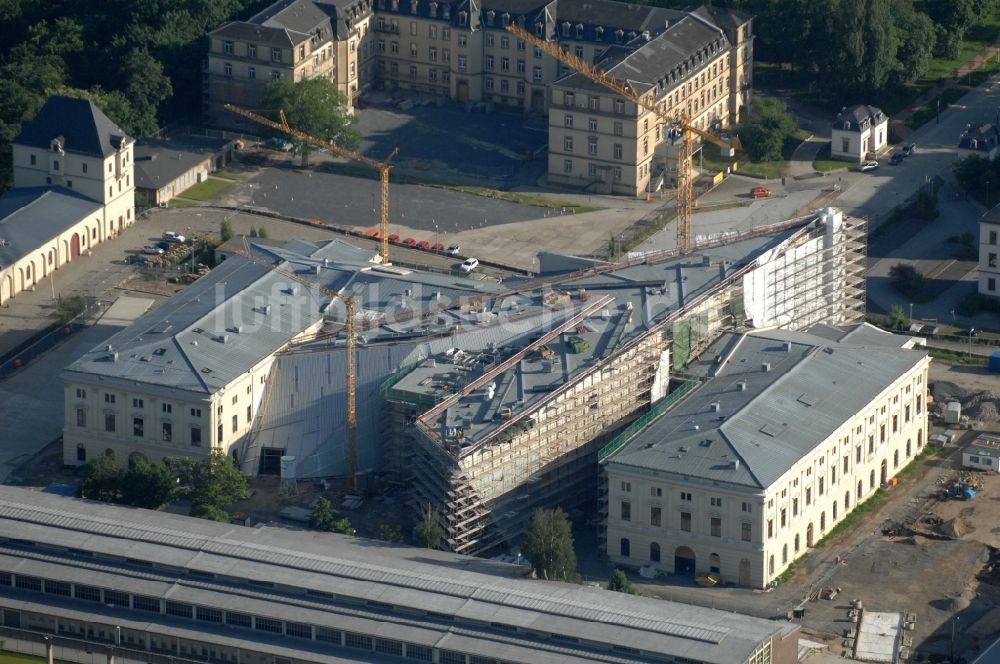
[156, 241, 171, 251]
[446, 244, 461, 256]
[388, 233, 400, 243]
[459, 257, 479, 273]
[431, 242, 446, 251]
[889, 153, 904, 165]
[142, 245, 165, 255]
[902, 143, 916, 156]
[162, 231, 186, 243]
[416, 240, 431, 250]
[126, 254, 150, 265]
[402, 237, 417, 246]
[859, 160, 879, 172]
[750, 186, 771, 199]
[366, 228, 380, 238]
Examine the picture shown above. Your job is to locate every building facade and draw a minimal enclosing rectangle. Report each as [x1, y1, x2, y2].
[830, 104, 887, 163]
[604, 325, 929, 589]
[204, 0, 752, 197]
[0, 96, 135, 306]
[980, 204, 1000, 298]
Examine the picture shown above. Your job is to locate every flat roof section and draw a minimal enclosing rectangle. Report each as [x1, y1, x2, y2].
[854, 611, 902, 663]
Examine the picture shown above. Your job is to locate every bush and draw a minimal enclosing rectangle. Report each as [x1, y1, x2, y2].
[739, 97, 797, 162]
[310, 497, 354, 534]
[607, 569, 638, 594]
[889, 263, 928, 300]
[220, 219, 233, 242]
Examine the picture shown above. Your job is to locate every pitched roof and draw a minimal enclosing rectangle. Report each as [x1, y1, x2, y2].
[832, 104, 886, 132]
[608, 325, 926, 489]
[0, 187, 102, 267]
[211, 20, 305, 46]
[133, 137, 231, 191]
[554, 14, 726, 96]
[13, 96, 131, 159]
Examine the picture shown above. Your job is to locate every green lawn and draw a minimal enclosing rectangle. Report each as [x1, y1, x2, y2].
[812, 142, 850, 172]
[176, 177, 234, 202]
[700, 131, 806, 179]
[164, 197, 198, 208]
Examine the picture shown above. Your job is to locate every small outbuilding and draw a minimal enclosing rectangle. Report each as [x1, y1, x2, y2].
[963, 434, 1000, 472]
[831, 105, 888, 162]
[133, 135, 236, 207]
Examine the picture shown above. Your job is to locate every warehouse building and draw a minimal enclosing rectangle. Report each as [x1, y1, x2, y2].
[0, 485, 800, 664]
[602, 324, 929, 588]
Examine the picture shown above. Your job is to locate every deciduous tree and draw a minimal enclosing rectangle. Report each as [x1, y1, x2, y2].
[415, 504, 444, 549]
[259, 78, 360, 166]
[607, 569, 638, 594]
[521, 507, 578, 582]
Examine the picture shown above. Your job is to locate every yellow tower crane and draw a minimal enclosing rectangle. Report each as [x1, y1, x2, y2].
[224, 103, 399, 265]
[505, 24, 731, 254]
[231, 237, 360, 491]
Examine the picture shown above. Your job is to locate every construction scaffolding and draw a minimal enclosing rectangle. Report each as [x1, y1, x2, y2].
[386, 333, 668, 556]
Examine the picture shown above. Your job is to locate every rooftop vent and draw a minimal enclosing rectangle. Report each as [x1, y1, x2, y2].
[762, 362, 771, 372]
[784, 341, 792, 352]
[730, 459, 741, 470]
[710, 401, 721, 412]
[110, 352, 118, 362]
[737, 381, 747, 391]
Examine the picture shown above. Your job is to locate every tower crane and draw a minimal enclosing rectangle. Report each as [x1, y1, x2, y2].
[231, 237, 360, 491]
[506, 24, 731, 254]
[224, 103, 398, 265]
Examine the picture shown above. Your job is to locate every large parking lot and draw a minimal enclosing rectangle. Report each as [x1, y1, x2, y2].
[354, 98, 548, 186]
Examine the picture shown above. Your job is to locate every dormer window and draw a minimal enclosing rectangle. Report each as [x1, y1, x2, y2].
[429, 1, 437, 16]
[52, 159, 60, 171]
[615, 29, 624, 43]
[576, 24, 583, 38]
[410, 0, 417, 12]
[595, 26, 604, 39]
[535, 22, 544, 37]
[561, 21, 570, 37]
[502, 12, 510, 26]
[487, 10, 495, 26]
[458, 11, 467, 26]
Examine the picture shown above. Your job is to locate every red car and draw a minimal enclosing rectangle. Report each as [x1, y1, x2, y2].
[416, 240, 431, 250]
[750, 187, 771, 199]
[388, 233, 400, 242]
[365, 228, 380, 238]
[431, 242, 446, 251]
[402, 237, 417, 246]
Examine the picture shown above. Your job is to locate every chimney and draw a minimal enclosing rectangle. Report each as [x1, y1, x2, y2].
[762, 362, 771, 373]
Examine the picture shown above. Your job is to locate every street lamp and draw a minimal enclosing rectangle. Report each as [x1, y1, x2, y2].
[909, 303, 913, 323]
[115, 625, 121, 646]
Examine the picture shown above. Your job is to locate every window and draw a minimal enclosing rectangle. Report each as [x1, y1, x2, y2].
[990, 230, 998, 245]
[232, 414, 239, 432]
[134, 595, 162, 613]
[196, 607, 222, 623]
[133, 417, 144, 437]
[271, 47, 282, 62]
[780, 508, 787, 527]
[564, 136, 573, 152]
[161, 403, 172, 414]
[458, 34, 467, 47]
[223, 62, 232, 76]
[191, 407, 201, 418]
[255, 616, 283, 634]
[650, 506, 661, 526]
[613, 166, 621, 180]
[517, 59, 525, 73]
[710, 496, 722, 507]
[588, 138, 598, 156]
[742, 522, 752, 542]
[680, 491, 692, 501]
[162, 422, 172, 442]
[270, 70, 281, 80]
[710, 516, 721, 537]
[741, 501, 752, 513]
[248, 44, 257, 58]
[501, 57, 509, 72]
[248, 66, 256, 79]
[990, 278, 997, 291]
[564, 114, 573, 128]
[613, 143, 623, 160]
[589, 118, 598, 132]
[680, 511, 691, 531]
[105, 589, 129, 607]
[104, 413, 116, 433]
[191, 426, 202, 447]
[76, 409, 86, 428]
[990, 253, 998, 268]
[29, 154, 36, 166]
[793, 497, 799, 516]
[457, 55, 467, 71]
[218, 423, 224, 443]
[75, 585, 101, 602]
[345, 632, 373, 650]
[533, 66, 542, 82]
[105, 393, 116, 404]
[76, 388, 86, 399]
[620, 537, 630, 557]
[132, 398, 143, 409]
[614, 99, 625, 114]
[76, 444, 86, 461]
[226, 612, 251, 627]
[650, 486, 662, 497]
[620, 501, 630, 521]
[409, 65, 417, 80]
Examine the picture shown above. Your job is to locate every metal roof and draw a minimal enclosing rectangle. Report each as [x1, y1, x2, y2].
[13, 95, 131, 158]
[609, 326, 927, 488]
[0, 485, 794, 664]
[0, 187, 102, 267]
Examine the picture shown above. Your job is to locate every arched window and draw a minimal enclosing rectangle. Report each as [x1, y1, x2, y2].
[794, 534, 800, 553]
[870, 469, 876, 490]
[620, 538, 630, 557]
[845, 491, 851, 510]
[782, 544, 788, 564]
[768, 555, 775, 575]
[894, 450, 900, 468]
[917, 430, 923, 448]
[650, 542, 660, 562]
[906, 439, 912, 458]
[857, 480, 863, 500]
[820, 512, 826, 531]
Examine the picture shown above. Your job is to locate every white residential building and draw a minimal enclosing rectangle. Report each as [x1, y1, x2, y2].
[980, 204, 1000, 297]
[603, 323, 930, 589]
[830, 104, 887, 162]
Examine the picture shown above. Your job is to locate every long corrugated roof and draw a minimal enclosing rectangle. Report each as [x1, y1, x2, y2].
[609, 326, 927, 488]
[0, 485, 794, 664]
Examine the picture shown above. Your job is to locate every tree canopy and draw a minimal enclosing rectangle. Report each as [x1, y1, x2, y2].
[259, 78, 360, 166]
[309, 496, 354, 534]
[415, 504, 444, 549]
[521, 507, 578, 582]
[739, 97, 796, 162]
[607, 569, 638, 594]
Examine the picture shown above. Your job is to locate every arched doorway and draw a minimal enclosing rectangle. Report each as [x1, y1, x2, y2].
[674, 546, 696, 576]
[782, 544, 788, 564]
[739, 558, 751, 586]
[918, 430, 923, 448]
[71, 233, 80, 259]
[650, 542, 660, 563]
[806, 523, 814, 548]
[709, 553, 720, 574]
[880, 459, 888, 485]
[0, 273, 10, 304]
[128, 451, 148, 469]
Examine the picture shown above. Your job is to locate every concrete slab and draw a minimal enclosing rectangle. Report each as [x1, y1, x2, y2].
[855, 611, 902, 663]
[100, 296, 154, 327]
